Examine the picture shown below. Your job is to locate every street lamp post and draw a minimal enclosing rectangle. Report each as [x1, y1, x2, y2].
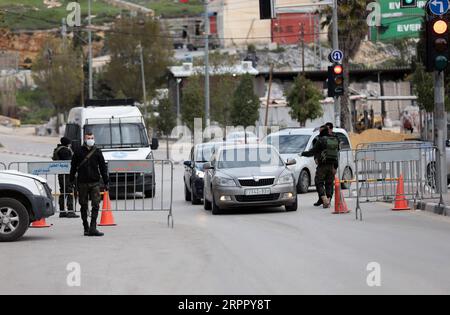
[88, 0, 93, 99]
[176, 78, 182, 126]
[204, 0, 210, 129]
[138, 43, 148, 121]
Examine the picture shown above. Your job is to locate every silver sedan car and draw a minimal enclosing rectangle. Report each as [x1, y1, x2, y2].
[203, 144, 298, 214]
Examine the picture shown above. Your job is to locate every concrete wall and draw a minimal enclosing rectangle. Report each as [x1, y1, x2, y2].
[209, 0, 319, 48]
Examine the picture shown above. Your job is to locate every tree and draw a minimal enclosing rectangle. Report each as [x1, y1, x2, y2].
[181, 76, 204, 131]
[33, 38, 83, 132]
[321, 0, 369, 130]
[157, 97, 177, 159]
[230, 74, 260, 127]
[287, 75, 323, 126]
[104, 15, 172, 104]
[210, 74, 238, 127]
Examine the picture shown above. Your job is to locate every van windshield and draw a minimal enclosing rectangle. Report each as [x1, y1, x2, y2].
[85, 123, 149, 148]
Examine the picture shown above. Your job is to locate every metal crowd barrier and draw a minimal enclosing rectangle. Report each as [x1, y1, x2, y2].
[8, 159, 174, 228]
[0, 162, 6, 170]
[342, 142, 442, 221]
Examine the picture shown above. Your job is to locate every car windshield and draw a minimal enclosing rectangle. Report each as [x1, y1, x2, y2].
[195, 144, 218, 162]
[217, 147, 283, 169]
[265, 134, 310, 154]
[85, 123, 149, 148]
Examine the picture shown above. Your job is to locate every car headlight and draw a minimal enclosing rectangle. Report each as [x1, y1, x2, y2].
[214, 177, 236, 187]
[35, 180, 48, 197]
[277, 173, 294, 185]
[196, 170, 205, 179]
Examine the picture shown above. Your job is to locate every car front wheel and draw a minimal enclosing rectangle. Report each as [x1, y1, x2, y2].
[0, 198, 30, 242]
[211, 196, 222, 215]
[297, 170, 310, 194]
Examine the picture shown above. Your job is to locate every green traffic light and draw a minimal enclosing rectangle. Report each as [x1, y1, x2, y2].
[435, 56, 448, 71]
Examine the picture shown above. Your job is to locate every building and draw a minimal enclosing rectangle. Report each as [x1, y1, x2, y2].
[208, 0, 326, 47]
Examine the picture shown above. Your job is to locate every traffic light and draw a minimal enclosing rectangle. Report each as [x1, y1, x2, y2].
[400, 0, 417, 8]
[426, 16, 450, 72]
[259, 0, 275, 20]
[327, 64, 344, 97]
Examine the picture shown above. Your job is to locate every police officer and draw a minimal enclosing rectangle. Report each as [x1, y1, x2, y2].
[325, 122, 340, 201]
[53, 137, 79, 219]
[313, 125, 327, 207]
[302, 126, 339, 208]
[69, 132, 109, 237]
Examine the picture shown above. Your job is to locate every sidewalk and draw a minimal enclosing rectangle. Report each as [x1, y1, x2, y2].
[409, 192, 450, 216]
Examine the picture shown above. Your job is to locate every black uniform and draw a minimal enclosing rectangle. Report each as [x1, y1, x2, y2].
[53, 144, 75, 217]
[302, 134, 338, 201]
[69, 145, 109, 234]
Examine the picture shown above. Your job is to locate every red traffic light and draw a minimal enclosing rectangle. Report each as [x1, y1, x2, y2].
[333, 65, 343, 75]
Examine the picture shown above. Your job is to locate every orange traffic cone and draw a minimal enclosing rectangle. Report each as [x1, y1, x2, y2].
[99, 191, 117, 226]
[392, 174, 411, 211]
[333, 176, 350, 214]
[30, 218, 52, 228]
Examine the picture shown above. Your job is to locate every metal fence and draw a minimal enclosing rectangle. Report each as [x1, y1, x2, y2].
[0, 162, 6, 170]
[340, 142, 442, 220]
[8, 159, 174, 227]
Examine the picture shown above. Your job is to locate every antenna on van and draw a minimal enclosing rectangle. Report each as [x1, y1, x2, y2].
[85, 99, 136, 107]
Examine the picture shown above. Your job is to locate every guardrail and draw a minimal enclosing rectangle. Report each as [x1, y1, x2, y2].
[342, 142, 443, 220]
[8, 159, 174, 227]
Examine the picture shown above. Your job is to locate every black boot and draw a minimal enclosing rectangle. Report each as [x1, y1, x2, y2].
[83, 221, 90, 236]
[59, 211, 68, 218]
[66, 211, 80, 219]
[88, 211, 104, 237]
[314, 198, 323, 207]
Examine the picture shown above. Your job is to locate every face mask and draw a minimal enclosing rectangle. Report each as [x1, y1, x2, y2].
[86, 139, 95, 147]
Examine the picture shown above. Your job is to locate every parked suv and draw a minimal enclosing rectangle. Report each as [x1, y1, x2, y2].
[264, 128, 355, 193]
[0, 171, 55, 242]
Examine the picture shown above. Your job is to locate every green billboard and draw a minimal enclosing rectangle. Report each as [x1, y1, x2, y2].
[370, 0, 427, 41]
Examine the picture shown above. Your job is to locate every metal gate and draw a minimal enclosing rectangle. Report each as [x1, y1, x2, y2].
[8, 159, 174, 227]
[339, 142, 442, 220]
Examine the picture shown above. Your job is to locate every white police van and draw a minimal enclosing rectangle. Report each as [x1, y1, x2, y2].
[64, 99, 159, 197]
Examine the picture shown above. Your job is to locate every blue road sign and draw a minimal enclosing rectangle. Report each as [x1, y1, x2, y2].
[330, 50, 344, 63]
[429, 0, 450, 15]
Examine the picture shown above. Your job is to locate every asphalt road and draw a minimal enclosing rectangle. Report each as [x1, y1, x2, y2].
[2, 135, 450, 294]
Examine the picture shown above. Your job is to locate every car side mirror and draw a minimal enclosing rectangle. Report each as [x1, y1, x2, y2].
[184, 161, 192, 167]
[446, 140, 450, 148]
[150, 137, 159, 150]
[204, 162, 214, 170]
[286, 159, 296, 166]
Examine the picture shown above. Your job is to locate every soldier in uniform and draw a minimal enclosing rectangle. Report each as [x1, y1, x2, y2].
[70, 132, 109, 237]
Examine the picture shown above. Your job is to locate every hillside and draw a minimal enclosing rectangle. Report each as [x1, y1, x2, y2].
[128, 0, 203, 17]
[0, 0, 121, 31]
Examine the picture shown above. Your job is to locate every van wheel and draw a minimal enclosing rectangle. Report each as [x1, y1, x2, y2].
[145, 187, 155, 198]
[0, 198, 29, 242]
[297, 170, 310, 194]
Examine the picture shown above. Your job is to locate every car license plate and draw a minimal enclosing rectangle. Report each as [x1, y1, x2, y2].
[244, 188, 271, 196]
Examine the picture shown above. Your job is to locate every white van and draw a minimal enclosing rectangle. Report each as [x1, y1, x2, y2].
[64, 99, 159, 197]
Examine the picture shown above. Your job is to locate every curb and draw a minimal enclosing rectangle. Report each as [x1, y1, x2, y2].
[0, 150, 51, 159]
[408, 200, 450, 216]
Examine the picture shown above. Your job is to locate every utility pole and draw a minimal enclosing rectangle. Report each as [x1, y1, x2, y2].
[265, 64, 274, 126]
[332, 0, 340, 126]
[204, 0, 210, 128]
[434, 71, 448, 195]
[300, 23, 305, 73]
[88, 0, 93, 100]
[176, 78, 182, 126]
[138, 43, 148, 121]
